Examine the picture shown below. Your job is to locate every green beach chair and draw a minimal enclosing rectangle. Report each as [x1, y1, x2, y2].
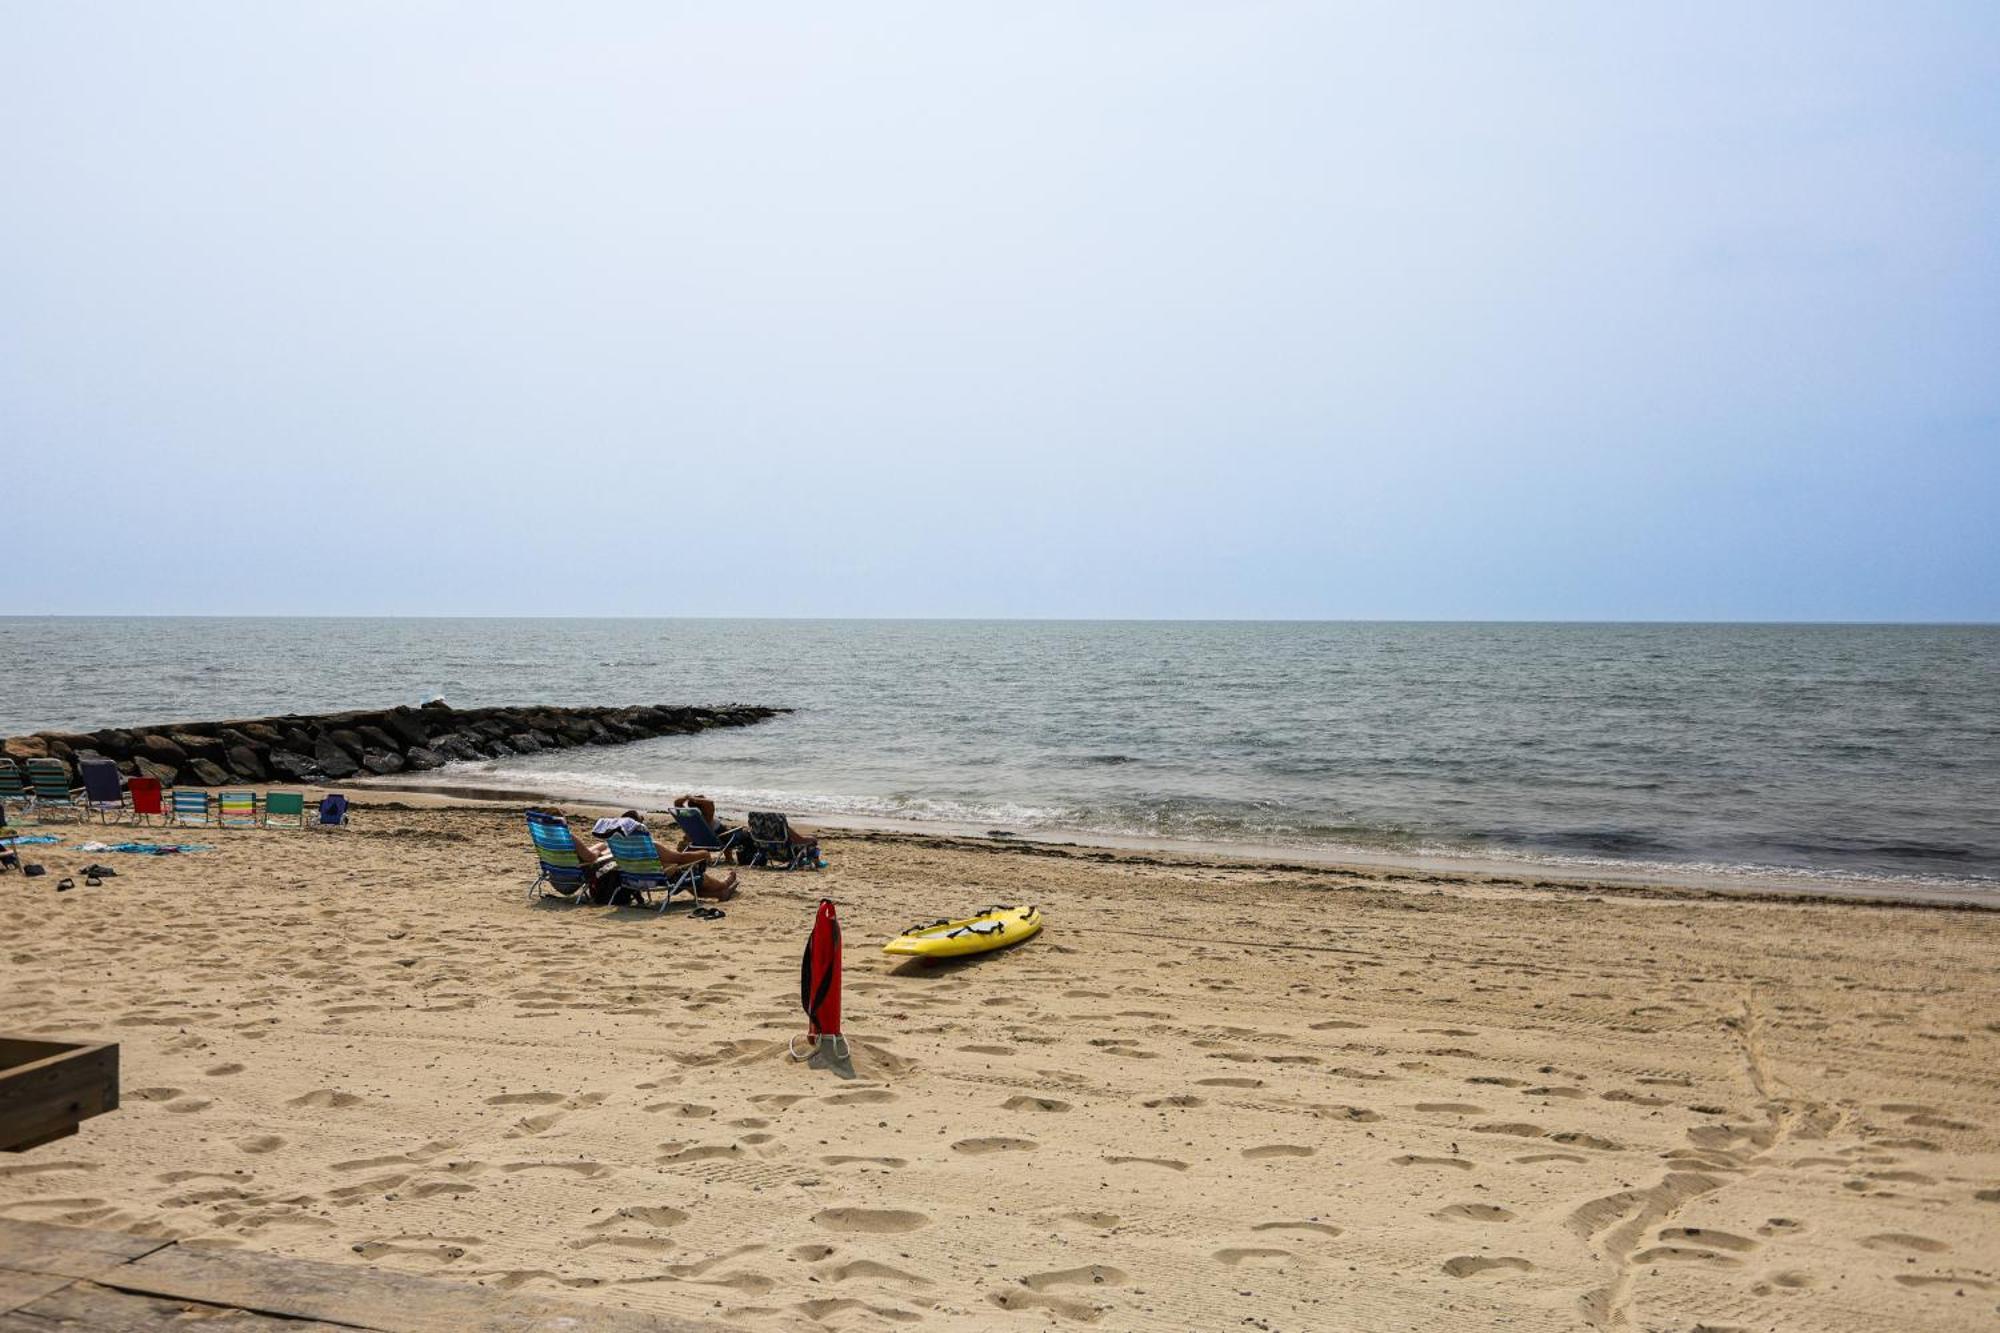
[170, 789, 213, 827]
[25, 759, 79, 820]
[262, 791, 307, 829]
[0, 760, 28, 808]
[218, 791, 259, 829]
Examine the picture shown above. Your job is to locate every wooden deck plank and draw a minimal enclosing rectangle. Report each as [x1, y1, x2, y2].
[0, 1271, 72, 1318]
[0, 1220, 169, 1282]
[2, 1279, 356, 1331]
[110, 1244, 726, 1332]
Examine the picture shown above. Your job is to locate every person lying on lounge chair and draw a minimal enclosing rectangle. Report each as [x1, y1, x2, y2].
[583, 809, 740, 900]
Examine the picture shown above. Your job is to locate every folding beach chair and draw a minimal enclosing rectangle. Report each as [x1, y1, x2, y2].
[525, 809, 591, 903]
[746, 811, 822, 870]
[78, 758, 129, 823]
[170, 789, 213, 826]
[316, 794, 350, 829]
[262, 791, 307, 829]
[128, 777, 164, 825]
[218, 791, 259, 829]
[605, 830, 704, 913]
[25, 759, 79, 819]
[670, 805, 749, 862]
[0, 760, 28, 809]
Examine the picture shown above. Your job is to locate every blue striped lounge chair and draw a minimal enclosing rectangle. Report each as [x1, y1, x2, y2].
[170, 789, 213, 827]
[670, 805, 748, 861]
[605, 830, 704, 914]
[526, 810, 591, 903]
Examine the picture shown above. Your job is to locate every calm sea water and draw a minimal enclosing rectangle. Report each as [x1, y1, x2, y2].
[3, 618, 1996, 898]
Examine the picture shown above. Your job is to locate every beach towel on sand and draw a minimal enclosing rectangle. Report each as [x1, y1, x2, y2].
[76, 840, 214, 855]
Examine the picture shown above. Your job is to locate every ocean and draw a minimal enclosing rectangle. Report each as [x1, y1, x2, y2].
[3, 618, 1996, 901]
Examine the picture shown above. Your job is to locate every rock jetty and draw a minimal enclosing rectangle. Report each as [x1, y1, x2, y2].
[1, 702, 787, 787]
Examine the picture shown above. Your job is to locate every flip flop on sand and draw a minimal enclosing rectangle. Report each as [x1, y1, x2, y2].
[56, 877, 74, 892]
[690, 906, 726, 921]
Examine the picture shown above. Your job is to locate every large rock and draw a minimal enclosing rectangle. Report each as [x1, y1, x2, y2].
[508, 733, 544, 754]
[427, 733, 483, 763]
[186, 758, 231, 787]
[169, 732, 225, 761]
[267, 749, 318, 781]
[235, 722, 284, 745]
[359, 750, 405, 775]
[403, 746, 446, 771]
[325, 729, 367, 757]
[132, 755, 179, 786]
[385, 708, 431, 747]
[224, 745, 268, 780]
[314, 737, 360, 779]
[137, 734, 188, 766]
[356, 724, 402, 754]
[2, 736, 50, 762]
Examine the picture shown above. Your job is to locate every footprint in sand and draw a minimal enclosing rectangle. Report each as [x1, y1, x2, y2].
[288, 1090, 363, 1109]
[1472, 1122, 1546, 1139]
[1022, 1265, 1126, 1290]
[1103, 1155, 1188, 1172]
[1062, 1212, 1120, 1229]
[1659, 1227, 1758, 1252]
[1196, 1077, 1263, 1089]
[1002, 1096, 1071, 1113]
[829, 1260, 932, 1287]
[1414, 1103, 1485, 1115]
[965, 1044, 1013, 1056]
[1436, 1204, 1514, 1222]
[643, 1101, 716, 1118]
[1862, 1233, 1949, 1254]
[792, 1243, 838, 1261]
[1141, 1094, 1204, 1109]
[1895, 1274, 1996, 1291]
[1443, 1255, 1534, 1277]
[130, 1087, 184, 1102]
[485, 1091, 566, 1106]
[1632, 1246, 1744, 1267]
[1252, 1221, 1340, 1238]
[1393, 1155, 1474, 1171]
[1213, 1247, 1294, 1268]
[953, 1137, 1038, 1155]
[1242, 1144, 1315, 1160]
[164, 1097, 213, 1114]
[1310, 1019, 1365, 1030]
[823, 1089, 898, 1106]
[813, 1208, 931, 1234]
[204, 1063, 245, 1077]
[235, 1135, 284, 1154]
[820, 1155, 908, 1169]
[987, 1289, 1105, 1323]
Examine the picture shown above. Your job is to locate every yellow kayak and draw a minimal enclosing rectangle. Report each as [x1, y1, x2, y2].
[883, 905, 1042, 959]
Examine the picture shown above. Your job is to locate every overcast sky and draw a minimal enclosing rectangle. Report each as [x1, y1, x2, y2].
[3, 3, 1994, 619]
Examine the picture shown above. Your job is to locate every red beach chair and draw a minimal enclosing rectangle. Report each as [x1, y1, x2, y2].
[128, 777, 164, 825]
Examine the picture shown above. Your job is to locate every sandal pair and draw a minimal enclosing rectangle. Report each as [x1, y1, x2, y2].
[689, 906, 726, 921]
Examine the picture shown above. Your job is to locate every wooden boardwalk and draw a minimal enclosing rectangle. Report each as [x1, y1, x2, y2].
[0, 1217, 726, 1331]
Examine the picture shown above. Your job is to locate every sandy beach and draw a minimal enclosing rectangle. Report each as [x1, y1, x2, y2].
[2, 799, 1996, 1331]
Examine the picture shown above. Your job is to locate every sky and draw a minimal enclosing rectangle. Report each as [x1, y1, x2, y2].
[2, 3, 1995, 619]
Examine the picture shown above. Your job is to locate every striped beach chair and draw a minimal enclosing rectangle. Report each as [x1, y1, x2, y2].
[0, 760, 28, 808]
[262, 791, 307, 829]
[25, 760, 78, 819]
[525, 810, 591, 903]
[746, 811, 823, 870]
[170, 789, 213, 827]
[605, 830, 704, 914]
[218, 791, 259, 829]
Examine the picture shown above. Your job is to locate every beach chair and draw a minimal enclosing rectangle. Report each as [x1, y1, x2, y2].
[0, 761, 28, 809]
[128, 777, 164, 825]
[746, 811, 822, 870]
[263, 791, 307, 829]
[604, 830, 704, 913]
[671, 805, 749, 862]
[525, 810, 591, 903]
[170, 789, 213, 826]
[218, 791, 259, 829]
[316, 794, 350, 829]
[78, 758, 129, 823]
[25, 760, 79, 819]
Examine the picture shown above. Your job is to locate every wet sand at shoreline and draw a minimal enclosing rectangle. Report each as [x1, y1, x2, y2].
[2, 800, 1996, 1330]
